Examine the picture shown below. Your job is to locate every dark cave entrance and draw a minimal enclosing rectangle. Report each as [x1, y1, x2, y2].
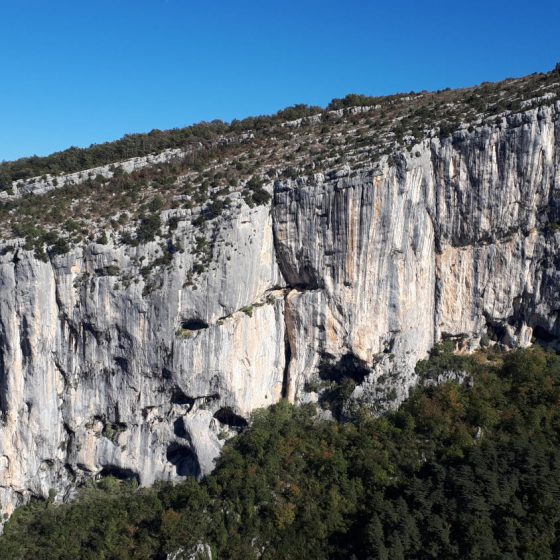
[166, 443, 201, 477]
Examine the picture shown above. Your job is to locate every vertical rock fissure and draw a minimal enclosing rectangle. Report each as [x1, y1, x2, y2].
[269, 190, 296, 400]
[0, 349, 7, 417]
[281, 309, 292, 399]
[269, 187, 292, 288]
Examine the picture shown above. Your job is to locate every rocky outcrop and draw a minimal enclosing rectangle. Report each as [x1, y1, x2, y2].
[0, 101, 559, 519]
[275, 102, 560, 407]
[0, 203, 285, 517]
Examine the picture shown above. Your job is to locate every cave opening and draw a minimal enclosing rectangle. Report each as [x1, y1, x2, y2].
[98, 465, 139, 483]
[173, 417, 188, 438]
[166, 443, 200, 477]
[170, 386, 195, 409]
[485, 321, 507, 343]
[318, 352, 371, 385]
[532, 325, 557, 344]
[180, 319, 209, 331]
[113, 356, 129, 372]
[213, 407, 248, 429]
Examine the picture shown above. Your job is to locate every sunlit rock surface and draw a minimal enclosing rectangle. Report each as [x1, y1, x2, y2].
[0, 102, 559, 518]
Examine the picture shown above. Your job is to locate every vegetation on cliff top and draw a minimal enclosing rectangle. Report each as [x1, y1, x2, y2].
[0, 65, 558, 262]
[1, 345, 560, 559]
[1, 64, 559, 189]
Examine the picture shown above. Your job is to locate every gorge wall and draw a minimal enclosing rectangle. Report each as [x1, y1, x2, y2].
[0, 101, 558, 519]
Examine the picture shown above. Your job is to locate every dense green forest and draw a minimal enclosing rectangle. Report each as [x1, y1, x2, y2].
[1, 344, 560, 559]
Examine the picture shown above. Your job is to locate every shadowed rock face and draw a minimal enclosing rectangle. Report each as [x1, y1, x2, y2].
[0, 101, 559, 519]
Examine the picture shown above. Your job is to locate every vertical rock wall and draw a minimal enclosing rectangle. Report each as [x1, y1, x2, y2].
[0, 102, 559, 519]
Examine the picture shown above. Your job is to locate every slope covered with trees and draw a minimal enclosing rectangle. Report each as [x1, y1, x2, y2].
[1, 65, 558, 270]
[1, 344, 559, 559]
[1, 64, 559, 192]
[0, 105, 322, 189]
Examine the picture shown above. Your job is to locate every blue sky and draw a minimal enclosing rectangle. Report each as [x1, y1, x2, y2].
[1, 0, 559, 161]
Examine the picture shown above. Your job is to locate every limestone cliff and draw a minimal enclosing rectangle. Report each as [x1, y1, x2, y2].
[0, 79, 559, 519]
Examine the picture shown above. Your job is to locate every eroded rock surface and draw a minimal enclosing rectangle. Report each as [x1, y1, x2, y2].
[0, 101, 559, 518]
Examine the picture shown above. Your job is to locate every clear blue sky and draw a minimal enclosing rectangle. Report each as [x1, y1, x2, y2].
[1, 0, 559, 162]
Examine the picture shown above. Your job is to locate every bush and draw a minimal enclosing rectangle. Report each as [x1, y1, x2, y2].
[250, 187, 271, 206]
[136, 213, 161, 243]
[48, 237, 70, 257]
[245, 176, 271, 206]
[439, 120, 459, 137]
[207, 199, 225, 219]
[327, 93, 383, 110]
[149, 195, 164, 212]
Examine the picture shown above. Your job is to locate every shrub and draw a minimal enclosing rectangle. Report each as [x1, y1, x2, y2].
[251, 188, 271, 206]
[241, 305, 253, 317]
[136, 213, 161, 243]
[439, 120, 458, 137]
[149, 195, 164, 212]
[48, 237, 70, 257]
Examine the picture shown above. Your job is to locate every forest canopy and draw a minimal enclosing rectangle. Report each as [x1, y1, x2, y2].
[1, 345, 560, 559]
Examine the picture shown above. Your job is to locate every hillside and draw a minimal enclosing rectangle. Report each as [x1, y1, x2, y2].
[0, 67, 559, 250]
[0, 64, 559, 528]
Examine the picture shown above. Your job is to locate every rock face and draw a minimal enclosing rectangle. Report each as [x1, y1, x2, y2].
[0, 102, 559, 518]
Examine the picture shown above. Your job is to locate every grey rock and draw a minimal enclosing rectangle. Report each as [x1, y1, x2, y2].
[0, 102, 559, 519]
